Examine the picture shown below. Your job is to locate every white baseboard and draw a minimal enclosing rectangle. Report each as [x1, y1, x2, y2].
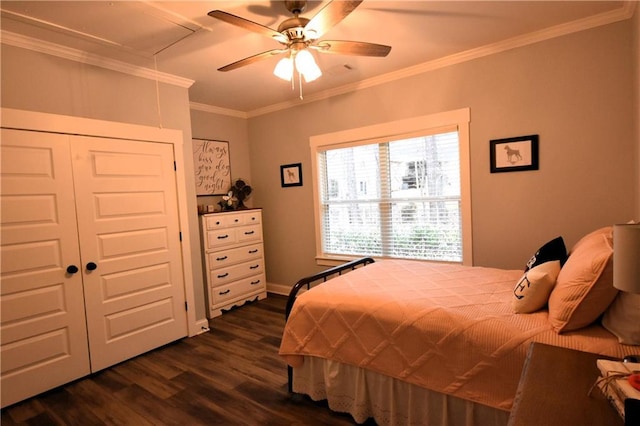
[193, 318, 210, 335]
[266, 282, 292, 296]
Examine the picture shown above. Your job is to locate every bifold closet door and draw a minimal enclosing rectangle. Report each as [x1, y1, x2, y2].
[0, 129, 91, 408]
[70, 136, 187, 372]
[1, 129, 188, 407]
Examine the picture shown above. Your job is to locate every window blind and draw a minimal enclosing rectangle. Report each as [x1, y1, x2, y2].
[318, 131, 462, 262]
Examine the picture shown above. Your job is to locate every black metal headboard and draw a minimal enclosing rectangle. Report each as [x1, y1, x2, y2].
[285, 257, 375, 320]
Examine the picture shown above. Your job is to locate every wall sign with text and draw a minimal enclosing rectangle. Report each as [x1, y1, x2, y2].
[193, 139, 231, 195]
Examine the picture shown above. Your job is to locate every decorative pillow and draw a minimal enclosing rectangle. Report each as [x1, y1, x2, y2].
[570, 226, 613, 253]
[602, 292, 640, 345]
[513, 260, 561, 313]
[547, 229, 618, 333]
[524, 236, 568, 271]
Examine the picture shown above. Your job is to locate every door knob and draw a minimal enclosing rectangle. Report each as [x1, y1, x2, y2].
[86, 262, 98, 271]
[66, 265, 79, 274]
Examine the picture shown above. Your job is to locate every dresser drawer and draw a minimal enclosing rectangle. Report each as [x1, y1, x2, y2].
[210, 274, 266, 306]
[205, 225, 262, 250]
[203, 214, 242, 230]
[208, 243, 262, 268]
[241, 212, 261, 226]
[203, 210, 262, 230]
[205, 228, 238, 250]
[211, 259, 264, 286]
[237, 224, 262, 244]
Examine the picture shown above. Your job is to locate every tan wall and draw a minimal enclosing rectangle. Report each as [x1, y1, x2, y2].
[249, 19, 638, 286]
[0, 45, 207, 321]
[189, 109, 252, 208]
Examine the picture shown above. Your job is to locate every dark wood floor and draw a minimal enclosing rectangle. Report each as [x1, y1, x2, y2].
[1, 294, 365, 425]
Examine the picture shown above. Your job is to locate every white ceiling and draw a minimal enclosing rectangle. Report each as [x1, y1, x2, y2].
[0, 1, 633, 115]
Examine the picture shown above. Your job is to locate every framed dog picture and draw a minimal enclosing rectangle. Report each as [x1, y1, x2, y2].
[490, 135, 539, 173]
[281, 163, 302, 187]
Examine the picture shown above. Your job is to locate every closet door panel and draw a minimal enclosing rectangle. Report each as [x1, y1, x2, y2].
[70, 136, 188, 372]
[0, 129, 90, 408]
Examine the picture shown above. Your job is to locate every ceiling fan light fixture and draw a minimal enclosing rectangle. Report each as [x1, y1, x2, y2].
[295, 49, 322, 82]
[209, 0, 390, 98]
[273, 56, 294, 81]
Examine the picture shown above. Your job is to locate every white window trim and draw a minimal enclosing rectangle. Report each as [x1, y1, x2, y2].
[309, 108, 472, 266]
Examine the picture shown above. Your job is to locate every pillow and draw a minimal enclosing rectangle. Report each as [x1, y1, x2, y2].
[602, 292, 640, 345]
[525, 236, 568, 271]
[547, 229, 618, 333]
[512, 260, 561, 313]
[571, 226, 613, 253]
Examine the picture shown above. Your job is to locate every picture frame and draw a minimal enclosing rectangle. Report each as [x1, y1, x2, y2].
[192, 139, 231, 196]
[490, 134, 539, 173]
[281, 163, 303, 187]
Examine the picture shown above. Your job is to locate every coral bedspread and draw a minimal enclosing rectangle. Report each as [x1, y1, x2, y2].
[279, 260, 633, 410]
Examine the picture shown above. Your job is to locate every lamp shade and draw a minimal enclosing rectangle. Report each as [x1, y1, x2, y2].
[273, 56, 293, 81]
[613, 223, 640, 293]
[295, 49, 322, 82]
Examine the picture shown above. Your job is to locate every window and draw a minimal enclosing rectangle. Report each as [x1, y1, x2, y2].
[310, 109, 472, 265]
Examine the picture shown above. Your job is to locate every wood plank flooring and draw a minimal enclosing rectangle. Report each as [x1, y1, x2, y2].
[1, 294, 366, 425]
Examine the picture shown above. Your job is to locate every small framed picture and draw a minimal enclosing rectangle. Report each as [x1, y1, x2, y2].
[281, 163, 302, 187]
[490, 135, 539, 173]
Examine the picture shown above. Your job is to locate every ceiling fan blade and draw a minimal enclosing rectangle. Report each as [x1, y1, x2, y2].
[208, 10, 287, 43]
[304, 0, 363, 40]
[218, 49, 286, 72]
[313, 40, 391, 57]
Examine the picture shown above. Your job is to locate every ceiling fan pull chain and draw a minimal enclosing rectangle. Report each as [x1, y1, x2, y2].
[153, 55, 163, 129]
[299, 71, 304, 100]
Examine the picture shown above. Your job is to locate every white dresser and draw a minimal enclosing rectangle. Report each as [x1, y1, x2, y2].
[200, 209, 267, 318]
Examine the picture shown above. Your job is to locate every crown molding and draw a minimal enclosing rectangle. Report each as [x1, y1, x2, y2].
[0, 30, 194, 88]
[245, 2, 635, 117]
[189, 102, 248, 119]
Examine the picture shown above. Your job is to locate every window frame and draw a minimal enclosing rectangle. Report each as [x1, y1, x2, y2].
[310, 108, 472, 266]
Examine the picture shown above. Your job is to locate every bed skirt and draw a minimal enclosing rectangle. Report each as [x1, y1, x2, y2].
[293, 356, 510, 426]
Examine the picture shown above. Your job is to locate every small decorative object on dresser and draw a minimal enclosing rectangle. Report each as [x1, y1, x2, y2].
[200, 209, 267, 318]
[231, 178, 252, 209]
[217, 179, 253, 211]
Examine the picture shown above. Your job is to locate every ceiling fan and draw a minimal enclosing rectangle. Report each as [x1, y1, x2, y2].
[208, 0, 391, 84]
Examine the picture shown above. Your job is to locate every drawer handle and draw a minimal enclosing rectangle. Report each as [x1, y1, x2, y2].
[216, 256, 228, 261]
[217, 272, 229, 278]
[249, 264, 259, 269]
[248, 249, 258, 254]
[251, 280, 261, 285]
[244, 231, 255, 235]
[219, 289, 230, 295]
[215, 221, 220, 225]
[217, 234, 229, 239]
[234, 219, 239, 222]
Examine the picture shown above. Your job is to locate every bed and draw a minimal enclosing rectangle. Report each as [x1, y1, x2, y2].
[279, 226, 639, 425]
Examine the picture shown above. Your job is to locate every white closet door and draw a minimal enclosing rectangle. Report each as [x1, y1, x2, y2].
[0, 129, 91, 408]
[70, 136, 187, 371]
